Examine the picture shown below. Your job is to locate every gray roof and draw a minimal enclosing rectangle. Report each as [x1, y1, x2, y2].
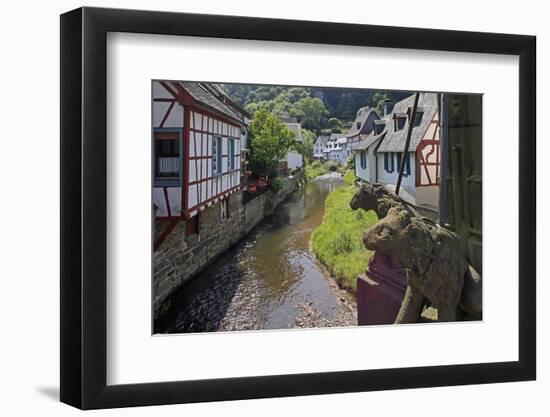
[347, 107, 379, 137]
[376, 93, 438, 153]
[355, 131, 386, 151]
[178, 82, 245, 124]
[329, 132, 346, 140]
[316, 135, 330, 146]
[284, 122, 303, 142]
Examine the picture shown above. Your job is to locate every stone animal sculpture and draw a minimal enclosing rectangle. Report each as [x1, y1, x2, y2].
[351, 184, 482, 323]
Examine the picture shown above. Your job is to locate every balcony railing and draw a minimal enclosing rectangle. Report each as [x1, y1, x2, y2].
[157, 157, 179, 177]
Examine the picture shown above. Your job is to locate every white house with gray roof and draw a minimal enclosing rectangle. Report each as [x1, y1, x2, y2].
[345, 106, 380, 155]
[323, 133, 347, 164]
[353, 93, 441, 209]
[283, 122, 304, 170]
[313, 135, 329, 159]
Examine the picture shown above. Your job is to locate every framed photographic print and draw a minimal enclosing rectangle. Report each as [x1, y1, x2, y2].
[60, 6, 536, 410]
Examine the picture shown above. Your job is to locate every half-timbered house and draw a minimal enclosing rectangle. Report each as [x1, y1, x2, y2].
[353, 93, 441, 209]
[152, 81, 247, 247]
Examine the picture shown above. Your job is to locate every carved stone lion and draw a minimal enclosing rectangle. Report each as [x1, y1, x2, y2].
[351, 184, 482, 323]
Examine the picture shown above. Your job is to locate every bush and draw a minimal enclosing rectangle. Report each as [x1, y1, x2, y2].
[271, 177, 286, 192]
[312, 185, 378, 292]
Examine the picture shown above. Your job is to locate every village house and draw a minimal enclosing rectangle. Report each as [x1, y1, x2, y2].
[323, 133, 347, 164]
[283, 121, 304, 171]
[353, 93, 441, 209]
[152, 81, 247, 307]
[345, 106, 380, 156]
[152, 81, 245, 230]
[313, 135, 329, 160]
[152, 82, 306, 311]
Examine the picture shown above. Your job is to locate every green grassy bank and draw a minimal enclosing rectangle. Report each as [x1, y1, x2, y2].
[311, 171, 378, 293]
[304, 160, 339, 180]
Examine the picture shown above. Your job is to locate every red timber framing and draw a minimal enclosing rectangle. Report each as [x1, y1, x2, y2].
[153, 81, 244, 249]
[415, 113, 441, 187]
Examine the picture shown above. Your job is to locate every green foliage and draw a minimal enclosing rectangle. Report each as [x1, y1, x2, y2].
[328, 117, 345, 133]
[371, 91, 391, 113]
[295, 128, 316, 163]
[305, 160, 337, 180]
[343, 169, 356, 185]
[271, 177, 286, 192]
[346, 156, 355, 171]
[248, 109, 295, 177]
[289, 97, 328, 131]
[221, 83, 412, 135]
[312, 185, 378, 292]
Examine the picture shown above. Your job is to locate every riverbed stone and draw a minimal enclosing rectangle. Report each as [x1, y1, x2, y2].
[153, 173, 304, 313]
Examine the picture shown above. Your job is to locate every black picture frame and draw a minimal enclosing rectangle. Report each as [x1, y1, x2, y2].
[60, 6, 536, 410]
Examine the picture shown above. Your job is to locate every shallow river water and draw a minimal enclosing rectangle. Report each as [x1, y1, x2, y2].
[155, 173, 357, 334]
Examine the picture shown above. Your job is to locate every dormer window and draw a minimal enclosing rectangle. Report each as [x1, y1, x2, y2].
[413, 111, 424, 126]
[374, 120, 386, 135]
[356, 121, 361, 129]
[408, 106, 425, 127]
[394, 114, 407, 131]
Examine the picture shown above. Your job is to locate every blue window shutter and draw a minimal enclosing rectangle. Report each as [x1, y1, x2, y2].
[384, 153, 388, 171]
[406, 154, 411, 175]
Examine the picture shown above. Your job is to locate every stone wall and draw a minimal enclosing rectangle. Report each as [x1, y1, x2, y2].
[153, 172, 303, 312]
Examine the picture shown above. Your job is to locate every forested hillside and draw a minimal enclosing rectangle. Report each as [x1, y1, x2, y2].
[220, 83, 410, 133]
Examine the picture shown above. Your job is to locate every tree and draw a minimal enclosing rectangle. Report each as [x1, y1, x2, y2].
[370, 91, 391, 114]
[328, 117, 345, 133]
[296, 128, 316, 163]
[248, 109, 296, 178]
[289, 97, 328, 131]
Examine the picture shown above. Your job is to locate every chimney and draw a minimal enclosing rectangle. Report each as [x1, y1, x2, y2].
[383, 100, 395, 117]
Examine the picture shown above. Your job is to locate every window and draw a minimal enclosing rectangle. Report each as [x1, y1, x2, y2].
[396, 153, 411, 176]
[395, 117, 406, 130]
[154, 130, 181, 185]
[212, 136, 222, 175]
[360, 151, 367, 169]
[384, 153, 393, 172]
[413, 111, 424, 127]
[374, 123, 385, 135]
[228, 138, 235, 170]
[404, 153, 411, 176]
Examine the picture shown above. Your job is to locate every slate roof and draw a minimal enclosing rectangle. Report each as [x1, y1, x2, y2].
[178, 82, 246, 124]
[284, 122, 303, 142]
[354, 131, 387, 151]
[347, 107, 379, 137]
[376, 93, 438, 153]
[316, 135, 330, 146]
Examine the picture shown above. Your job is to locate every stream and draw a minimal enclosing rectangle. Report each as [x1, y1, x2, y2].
[155, 173, 357, 334]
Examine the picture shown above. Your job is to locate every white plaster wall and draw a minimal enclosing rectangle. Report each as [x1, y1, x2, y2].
[376, 152, 416, 196]
[287, 150, 303, 169]
[416, 185, 439, 208]
[354, 151, 369, 181]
